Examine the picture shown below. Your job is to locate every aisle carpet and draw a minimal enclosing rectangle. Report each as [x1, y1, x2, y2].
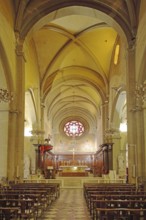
[38, 188, 91, 220]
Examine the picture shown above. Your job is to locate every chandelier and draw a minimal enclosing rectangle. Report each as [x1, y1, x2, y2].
[0, 88, 13, 102]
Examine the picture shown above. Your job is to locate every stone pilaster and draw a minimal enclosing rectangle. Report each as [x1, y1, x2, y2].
[127, 82, 146, 183]
[7, 108, 18, 180]
[8, 37, 26, 180]
[126, 40, 137, 183]
[102, 101, 109, 143]
[134, 83, 146, 178]
[142, 85, 146, 180]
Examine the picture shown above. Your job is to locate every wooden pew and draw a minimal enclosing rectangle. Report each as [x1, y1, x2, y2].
[83, 183, 139, 202]
[0, 199, 36, 220]
[87, 191, 146, 211]
[5, 182, 60, 217]
[92, 199, 146, 220]
[0, 182, 60, 217]
[0, 192, 48, 217]
[83, 183, 145, 220]
[95, 208, 146, 220]
[10, 182, 60, 199]
[0, 207, 20, 220]
[89, 194, 146, 217]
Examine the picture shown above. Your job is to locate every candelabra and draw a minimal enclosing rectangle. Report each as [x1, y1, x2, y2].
[0, 88, 13, 102]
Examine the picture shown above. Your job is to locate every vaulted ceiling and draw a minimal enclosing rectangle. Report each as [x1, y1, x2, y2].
[12, 0, 139, 134]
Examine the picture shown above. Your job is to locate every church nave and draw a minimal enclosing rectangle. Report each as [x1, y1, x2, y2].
[38, 188, 91, 220]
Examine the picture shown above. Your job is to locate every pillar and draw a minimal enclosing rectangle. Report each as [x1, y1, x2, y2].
[102, 102, 109, 143]
[143, 99, 146, 184]
[7, 108, 18, 180]
[128, 82, 146, 183]
[111, 132, 121, 173]
[7, 38, 25, 180]
[134, 99, 144, 178]
[126, 40, 137, 183]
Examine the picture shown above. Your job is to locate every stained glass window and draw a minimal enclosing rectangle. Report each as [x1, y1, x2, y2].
[64, 120, 84, 137]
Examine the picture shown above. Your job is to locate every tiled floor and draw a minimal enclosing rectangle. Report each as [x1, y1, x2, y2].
[38, 188, 91, 220]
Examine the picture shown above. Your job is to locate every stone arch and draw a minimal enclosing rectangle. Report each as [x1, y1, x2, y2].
[19, 2, 131, 45]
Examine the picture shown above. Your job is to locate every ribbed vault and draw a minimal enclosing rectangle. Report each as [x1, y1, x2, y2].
[11, 0, 139, 152]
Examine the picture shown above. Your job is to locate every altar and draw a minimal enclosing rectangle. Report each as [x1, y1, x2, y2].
[59, 165, 88, 177]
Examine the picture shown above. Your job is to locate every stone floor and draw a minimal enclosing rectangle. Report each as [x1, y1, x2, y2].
[38, 188, 91, 220]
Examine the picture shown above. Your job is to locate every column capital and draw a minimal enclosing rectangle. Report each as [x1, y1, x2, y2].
[134, 82, 146, 110]
[15, 34, 26, 61]
[104, 128, 121, 142]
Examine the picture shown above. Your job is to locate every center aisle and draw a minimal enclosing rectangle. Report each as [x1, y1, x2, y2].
[39, 188, 91, 220]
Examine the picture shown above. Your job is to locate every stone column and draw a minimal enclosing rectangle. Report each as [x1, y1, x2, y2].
[111, 132, 121, 173]
[126, 40, 137, 183]
[8, 38, 25, 180]
[134, 91, 144, 178]
[128, 82, 146, 185]
[7, 107, 18, 180]
[142, 99, 146, 186]
[102, 102, 109, 142]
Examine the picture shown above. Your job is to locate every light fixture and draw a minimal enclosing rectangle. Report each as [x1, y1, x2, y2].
[0, 88, 13, 102]
[119, 122, 127, 132]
